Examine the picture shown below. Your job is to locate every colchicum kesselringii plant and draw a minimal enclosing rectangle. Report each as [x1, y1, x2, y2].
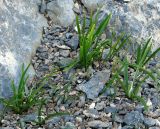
[102, 38, 160, 110]
[0, 64, 43, 114]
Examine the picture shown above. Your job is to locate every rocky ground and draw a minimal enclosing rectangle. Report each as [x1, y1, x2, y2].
[0, 0, 160, 129]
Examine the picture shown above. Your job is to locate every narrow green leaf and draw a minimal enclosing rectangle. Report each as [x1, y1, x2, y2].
[94, 13, 111, 39]
[144, 47, 160, 65]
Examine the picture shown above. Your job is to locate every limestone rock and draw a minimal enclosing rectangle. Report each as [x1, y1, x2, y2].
[81, 0, 105, 11]
[99, 0, 160, 50]
[0, 0, 47, 98]
[46, 0, 75, 27]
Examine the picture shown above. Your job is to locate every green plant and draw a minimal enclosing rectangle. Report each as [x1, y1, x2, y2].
[76, 11, 112, 71]
[0, 64, 43, 114]
[106, 32, 130, 61]
[102, 38, 160, 110]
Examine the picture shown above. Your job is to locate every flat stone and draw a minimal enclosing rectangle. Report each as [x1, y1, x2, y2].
[88, 120, 109, 128]
[81, 0, 105, 11]
[47, 0, 75, 27]
[95, 101, 106, 111]
[83, 109, 99, 118]
[65, 35, 79, 50]
[124, 111, 144, 126]
[59, 50, 70, 57]
[23, 113, 37, 122]
[77, 70, 110, 100]
[61, 122, 75, 129]
[56, 58, 73, 67]
[104, 106, 118, 113]
[149, 127, 160, 129]
[78, 95, 86, 107]
[144, 117, 156, 127]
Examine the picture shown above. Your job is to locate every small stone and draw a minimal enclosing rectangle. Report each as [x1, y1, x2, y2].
[61, 122, 75, 129]
[147, 98, 153, 109]
[59, 50, 70, 57]
[149, 127, 160, 129]
[64, 116, 75, 123]
[39, 0, 46, 14]
[155, 119, 160, 126]
[46, 117, 61, 126]
[60, 106, 66, 111]
[1, 119, 10, 125]
[77, 70, 110, 100]
[124, 111, 144, 126]
[76, 117, 82, 123]
[83, 109, 99, 118]
[95, 101, 106, 111]
[144, 118, 156, 127]
[122, 125, 134, 129]
[104, 106, 118, 113]
[78, 95, 86, 107]
[56, 58, 73, 67]
[23, 113, 37, 122]
[123, 0, 131, 2]
[73, 3, 80, 14]
[100, 33, 107, 40]
[54, 52, 60, 57]
[65, 36, 79, 50]
[88, 120, 109, 128]
[66, 33, 73, 39]
[89, 103, 96, 109]
[56, 45, 71, 50]
[114, 115, 123, 123]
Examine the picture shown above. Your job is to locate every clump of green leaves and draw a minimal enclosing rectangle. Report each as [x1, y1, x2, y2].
[102, 38, 160, 110]
[0, 64, 43, 114]
[76, 11, 112, 71]
[106, 31, 130, 61]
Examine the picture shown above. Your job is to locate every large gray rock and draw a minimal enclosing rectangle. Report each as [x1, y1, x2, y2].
[99, 0, 160, 50]
[81, 0, 105, 11]
[0, 0, 47, 98]
[46, 0, 75, 27]
[77, 70, 110, 100]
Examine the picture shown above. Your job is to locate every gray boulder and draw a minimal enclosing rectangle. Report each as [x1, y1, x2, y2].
[99, 0, 160, 50]
[46, 0, 75, 27]
[0, 0, 47, 98]
[81, 0, 105, 11]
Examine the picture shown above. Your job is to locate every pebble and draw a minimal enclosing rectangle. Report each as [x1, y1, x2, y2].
[104, 106, 118, 113]
[89, 102, 95, 109]
[59, 50, 70, 57]
[144, 117, 156, 127]
[65, 36, 79, 50]
[123, 111, 144, 126]
[95, 101, 106, 111]
[78, 95, 86, 107]
[76, 117, 82, 123]
[83, 109, 99, 118]
[22, 114, 37, 122]
[61, 122, 75, 129]
[87, 120, 109, 128]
